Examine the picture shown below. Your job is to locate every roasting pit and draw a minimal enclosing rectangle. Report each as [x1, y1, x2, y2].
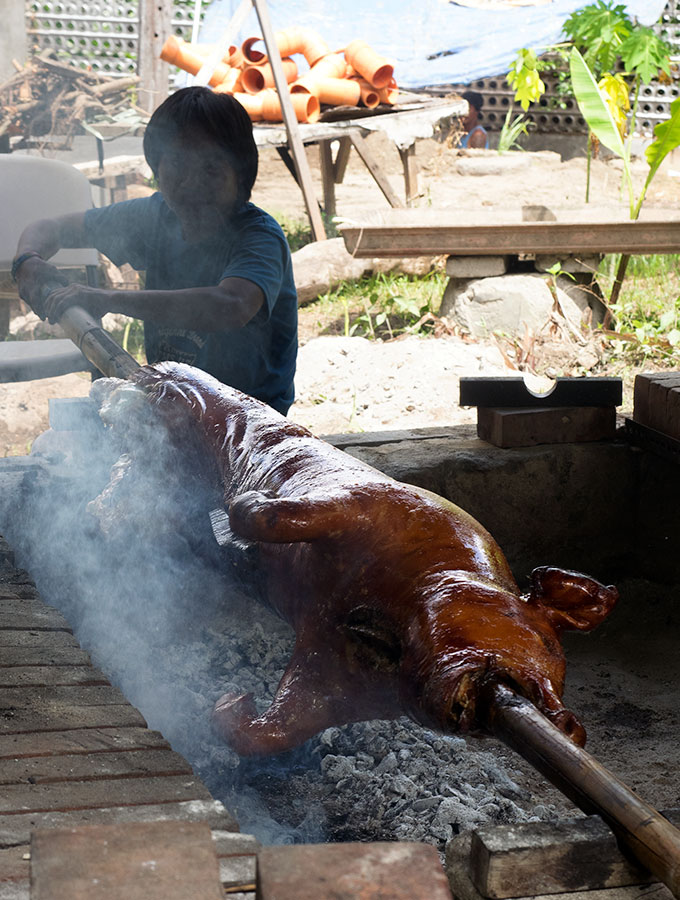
[0, 398, 678, 897]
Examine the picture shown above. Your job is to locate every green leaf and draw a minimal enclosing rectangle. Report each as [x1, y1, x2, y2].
[668, 328, 680, 346]
[659, 309, 676, 331]
[563, 0, 631, 74]
[507, 48, 546, 110]
[642, 96, 680, 201]
[569, 47, 625, 157]
[619, 27, 670, 83]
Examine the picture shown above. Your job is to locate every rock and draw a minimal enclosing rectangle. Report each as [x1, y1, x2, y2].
[10, 311, 65, 339]
[440, 273, 584, 339]
[291, 237, 434, 306]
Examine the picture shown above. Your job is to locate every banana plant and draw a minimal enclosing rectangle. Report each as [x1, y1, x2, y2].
[570, 45, 680, 307]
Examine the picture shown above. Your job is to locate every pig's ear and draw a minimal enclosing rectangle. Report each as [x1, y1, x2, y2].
[528, 566, 618, 633]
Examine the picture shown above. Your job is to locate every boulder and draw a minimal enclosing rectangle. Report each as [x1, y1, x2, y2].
[440, 272, 585, 339]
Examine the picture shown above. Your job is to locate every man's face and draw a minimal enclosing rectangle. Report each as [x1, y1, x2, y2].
[157, 131, 240, 242]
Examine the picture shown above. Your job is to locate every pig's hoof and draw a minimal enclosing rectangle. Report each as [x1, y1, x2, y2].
[211, 691, 258, 744]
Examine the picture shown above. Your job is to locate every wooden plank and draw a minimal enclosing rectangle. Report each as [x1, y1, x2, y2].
[468, 809, 680, 898]
[137, 0, 172, 112]
[0, 630, 79, 649]
[0, 703, 147, 734]
[460, 376, 622, 408]
[1, 646, 91, 667]
[477, 406, 616, 448]
[0, 666, 108, 688]
[1, 748, 193, 785]
[0, 774, 212, 815]
[333, 136, 352, 184]
[398, 144, 420, 206]
[340, 217, 680, 257]
[0, 684, 128, 708]
[0, 727, 170, 760]
[30, 821, 224, 900]
[0, 799, 238, 848]
[319, 139, 336, 218]
[0, 584, 39, 601]
[349, 133, 405, 208]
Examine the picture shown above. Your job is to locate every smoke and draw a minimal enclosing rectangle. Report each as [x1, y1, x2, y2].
[0, 377, 573, 850]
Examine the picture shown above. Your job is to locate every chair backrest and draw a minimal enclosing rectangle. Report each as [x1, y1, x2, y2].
[0, 155, 99, 270]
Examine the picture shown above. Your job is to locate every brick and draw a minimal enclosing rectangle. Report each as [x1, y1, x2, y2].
[0, 647, 91, 667]
[0, 684, 128, 709]
[647, 374, 680, 433]
[0, 703, 147, 735]
[0, 600, 72, 632]
[477, 406, 616, 448]
[30, 820, 224, 900]
[0, 631, 79, 649]
[666, 386, 680, 441]
[0, 773, 212, 814]
[257, 842, 453, 900]
[0, 666, 109, 688]
[1, 748, 192, 785]
[0, 799, 238, 847]
[445, 256, 509, 278]
[0, 727, 169, 760]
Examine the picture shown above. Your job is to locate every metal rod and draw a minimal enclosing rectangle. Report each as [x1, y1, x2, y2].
[482, 682, 680, 898]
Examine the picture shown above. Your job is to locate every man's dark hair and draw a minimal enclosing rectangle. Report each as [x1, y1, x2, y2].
[462, 90, 484, 113]
[143, 86, 258, 206]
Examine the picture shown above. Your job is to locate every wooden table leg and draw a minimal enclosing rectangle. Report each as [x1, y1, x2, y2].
[319, 140, 336, 219]
[349, 133, 405, 209]
[398, 144, 420, 206]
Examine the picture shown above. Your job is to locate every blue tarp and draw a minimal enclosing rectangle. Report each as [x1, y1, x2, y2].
[199, 0, 668, 88]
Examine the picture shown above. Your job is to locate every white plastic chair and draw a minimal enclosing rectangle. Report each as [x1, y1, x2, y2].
[0, 155, 99, 382]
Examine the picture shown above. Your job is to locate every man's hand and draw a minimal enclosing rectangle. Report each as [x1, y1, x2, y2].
[15, 256, 69, 317]
[42, 283, 112, 325]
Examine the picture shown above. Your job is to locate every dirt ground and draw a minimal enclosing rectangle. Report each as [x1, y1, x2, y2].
[3, 133, 680, 455]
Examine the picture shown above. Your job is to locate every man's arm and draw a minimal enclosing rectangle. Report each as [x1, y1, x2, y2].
[15, 212, 264, 332]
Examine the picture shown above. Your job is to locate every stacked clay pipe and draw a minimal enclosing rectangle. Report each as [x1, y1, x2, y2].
[160, 27, 399, 124]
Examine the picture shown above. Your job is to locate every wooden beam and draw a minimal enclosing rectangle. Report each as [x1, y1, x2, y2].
[333, 136, 352, 183]
[398, 144, 419, 206]
[252, 0, 326, 241]
[319, 139, 336, 218]
[349, 133, 404, 208]
[137, 0, 172, 113]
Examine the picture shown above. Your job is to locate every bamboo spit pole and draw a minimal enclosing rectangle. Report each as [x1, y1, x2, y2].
[482, 683, 680, 898]
[39, 282, 140, 379]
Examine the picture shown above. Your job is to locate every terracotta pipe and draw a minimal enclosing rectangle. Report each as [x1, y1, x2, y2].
[259, 88, 320, 124]
[291, 76, 361, 107]
[349, 76, 380, 108]
[231, 91, 264, 121]
[241, 36, 267, 65]
[344, 39, 394, 89]
[378, 78, 399, 105]
[241, 58, 298, 94]
[308, 52, 348, 80]
[214, 67, 243, 94]
[242, 26, 331, 69]
[159, 35, 231, 87]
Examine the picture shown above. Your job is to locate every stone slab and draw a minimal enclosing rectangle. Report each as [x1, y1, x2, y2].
[0, 666, 109, 688]
[0, 799, 238, 848]
[30, 820, 224, 900]
[0, 684, 128, 708]
[445, 832, 674, 900]
[446, 256, 509, 278]
[257, 841, 453, 900]
[1, 748, 193, 785]
[0, 774, 212, 814]
[0, 702, 147, 734]
[534, 254, 602, 274]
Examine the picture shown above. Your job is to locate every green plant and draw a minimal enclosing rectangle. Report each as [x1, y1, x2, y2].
[506, 48, 547, 110]
[497, 108, 531, 152]
[346, 272, 444, 339]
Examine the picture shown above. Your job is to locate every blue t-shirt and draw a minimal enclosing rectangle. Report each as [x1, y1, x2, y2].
[84, 194, 298, 415]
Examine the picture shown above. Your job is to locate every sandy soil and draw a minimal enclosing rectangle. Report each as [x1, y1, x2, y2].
[3, 135, 680, 456]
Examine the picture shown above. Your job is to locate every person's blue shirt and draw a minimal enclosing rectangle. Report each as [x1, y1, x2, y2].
[459, 125, 489, 149]
[84, 193, 297, 415]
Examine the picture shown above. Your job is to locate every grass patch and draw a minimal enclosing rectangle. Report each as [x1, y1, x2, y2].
[299, 269, 448, 342]
[599, 254, 680, 367]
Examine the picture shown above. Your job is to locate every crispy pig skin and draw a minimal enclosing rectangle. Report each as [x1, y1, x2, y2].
[130, 362, 618, 756]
